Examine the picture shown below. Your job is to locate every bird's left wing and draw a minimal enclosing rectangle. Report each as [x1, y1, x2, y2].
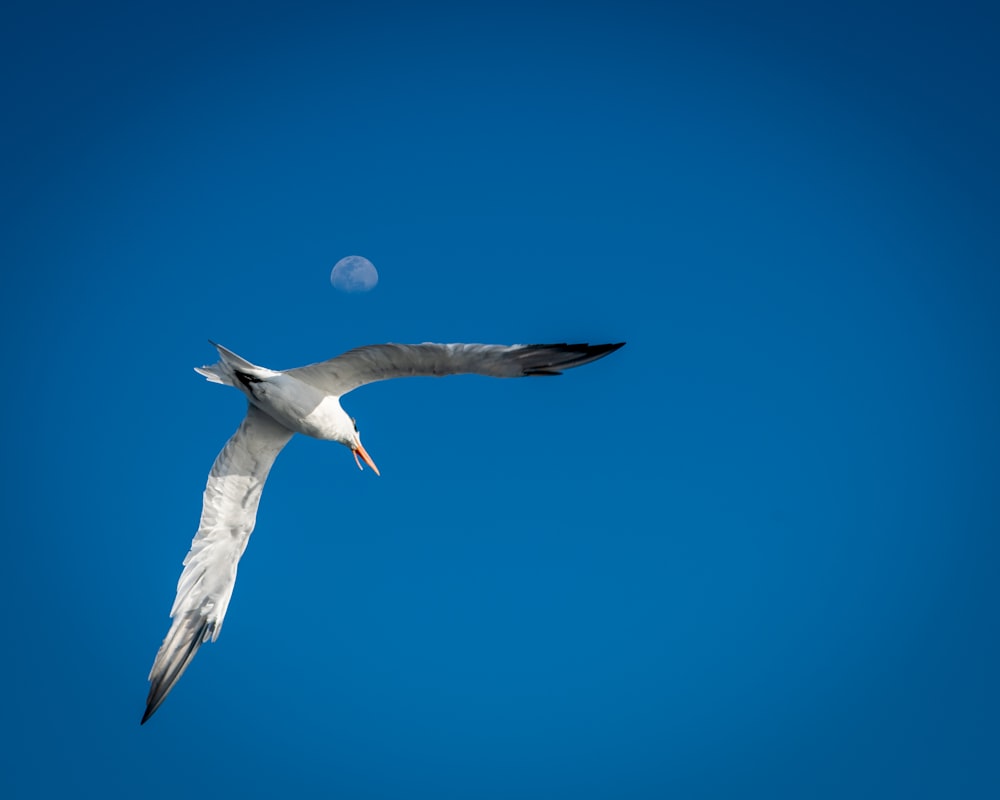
[285, 341, 625, 397]
[143, 404, 294, 723]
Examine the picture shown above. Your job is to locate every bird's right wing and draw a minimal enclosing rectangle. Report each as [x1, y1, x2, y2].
[285, 341, 625, 397]
[143, 404, 294, 723]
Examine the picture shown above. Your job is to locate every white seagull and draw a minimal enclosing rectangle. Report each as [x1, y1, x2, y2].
[142, 339, 625, 723]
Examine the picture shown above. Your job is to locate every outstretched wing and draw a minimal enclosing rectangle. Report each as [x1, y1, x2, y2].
[143, 404, 294, 723]
[285, 342, 625, 397]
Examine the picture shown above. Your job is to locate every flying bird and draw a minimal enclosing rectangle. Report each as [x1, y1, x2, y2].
[142, 339, 625, 723]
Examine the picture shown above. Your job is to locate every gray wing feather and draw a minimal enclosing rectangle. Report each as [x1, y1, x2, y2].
[286, 342, 625, 397]
[142, 404, 294, 724]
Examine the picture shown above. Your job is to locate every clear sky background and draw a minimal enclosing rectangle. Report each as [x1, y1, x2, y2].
[2, 1, 998, 797]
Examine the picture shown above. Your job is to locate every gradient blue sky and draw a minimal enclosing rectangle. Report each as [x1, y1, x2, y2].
[2, 1, 998, 798]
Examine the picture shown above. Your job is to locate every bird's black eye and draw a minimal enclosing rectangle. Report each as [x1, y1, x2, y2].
[352, 418, 358, 432]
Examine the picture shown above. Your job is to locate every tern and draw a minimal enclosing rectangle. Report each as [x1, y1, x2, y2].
[142, 339, 625, 723]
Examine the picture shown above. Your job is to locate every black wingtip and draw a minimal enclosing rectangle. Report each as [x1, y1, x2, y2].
[141, 679, 170, 725]
[140, 618, 214, 726]
[522, 341, 626, 376]
[591, 342, 626, 357]
[141, 687, 164, 724]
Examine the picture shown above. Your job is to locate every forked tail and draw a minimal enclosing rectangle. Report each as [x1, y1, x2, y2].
[194, 341, 280, 386]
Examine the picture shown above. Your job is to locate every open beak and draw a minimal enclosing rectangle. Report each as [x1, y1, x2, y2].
[352, 442, 380, 476]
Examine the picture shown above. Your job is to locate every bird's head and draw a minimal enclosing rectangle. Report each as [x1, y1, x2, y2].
[346, 415, 380, 476]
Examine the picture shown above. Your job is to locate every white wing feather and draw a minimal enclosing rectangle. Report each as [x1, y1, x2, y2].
[286, 342, 625, 397]
[143, 404, 293, 722]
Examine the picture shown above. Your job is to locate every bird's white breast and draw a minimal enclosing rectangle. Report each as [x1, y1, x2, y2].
[242, 374, 348, 442]
[299, 393, 351, 441]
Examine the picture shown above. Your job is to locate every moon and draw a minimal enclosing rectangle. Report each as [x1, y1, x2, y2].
[330, 256, 379, 292]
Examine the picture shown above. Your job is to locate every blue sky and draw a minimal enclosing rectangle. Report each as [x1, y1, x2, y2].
[2, 1, 998, 797]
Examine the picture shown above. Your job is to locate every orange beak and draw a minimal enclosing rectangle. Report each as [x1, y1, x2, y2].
[352, 442, 380, 476]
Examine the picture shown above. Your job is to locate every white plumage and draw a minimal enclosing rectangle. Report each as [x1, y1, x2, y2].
[143, 339, 624, 723]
